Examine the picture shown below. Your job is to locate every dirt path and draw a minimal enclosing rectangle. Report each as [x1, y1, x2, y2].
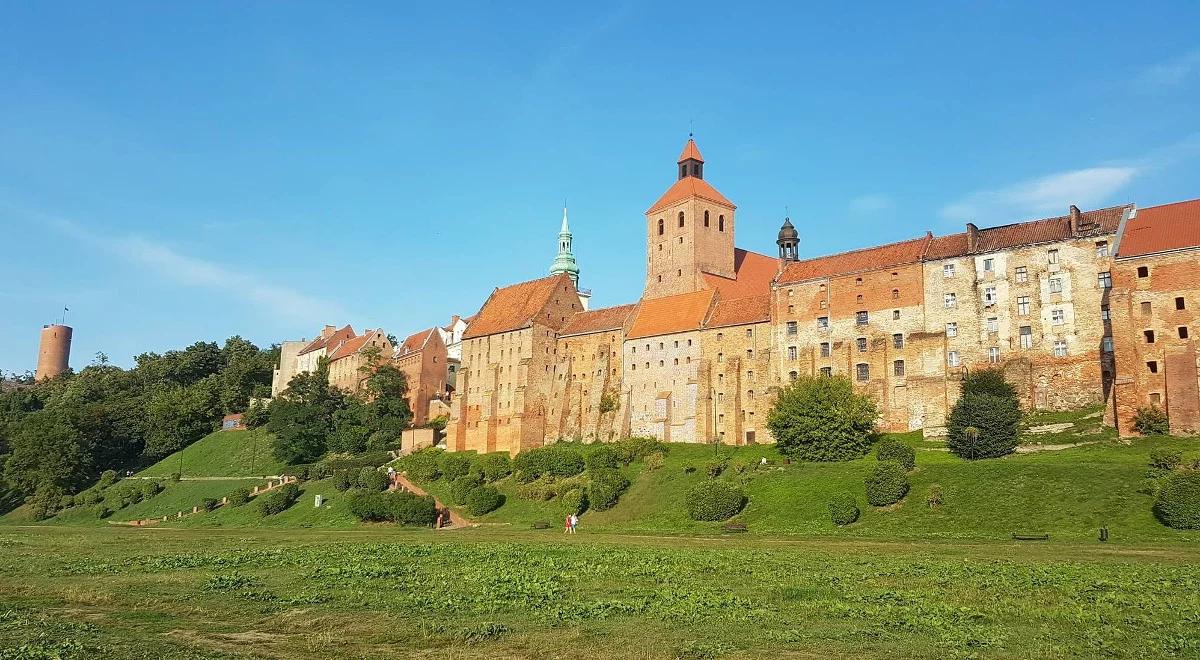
[391, 473, 470, 528]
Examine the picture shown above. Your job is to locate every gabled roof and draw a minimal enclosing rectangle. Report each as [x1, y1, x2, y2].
[924, 232, 969, 260]
[298, 324, 355, 356]
[560, 303, 638, 337]
[395, 328, 437, 357]
[702, 248, 777, 299]
[973, 205, 1127, 253]
[778, 236, 930, 284]
[705, 293, 771, 329]
[462, 273, 574, 340]
[647, 177, 734, 214]
[328, 330, 387, 363]
[1116, 199, 1200, 258]
[627, 289, 715, 340]
[678, 138, 704, 163]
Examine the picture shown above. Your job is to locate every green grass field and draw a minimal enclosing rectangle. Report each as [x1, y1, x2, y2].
[138, 428, 284, 478]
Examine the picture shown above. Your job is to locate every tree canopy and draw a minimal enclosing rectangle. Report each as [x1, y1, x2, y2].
[766, 375, 879, 462]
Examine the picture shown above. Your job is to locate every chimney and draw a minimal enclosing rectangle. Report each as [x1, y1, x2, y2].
[322, 325, 335, 338]
[966, 223, 979, 253]
[1069, 205, 1081, 234]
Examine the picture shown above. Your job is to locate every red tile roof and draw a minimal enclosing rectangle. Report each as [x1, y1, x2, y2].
[1116, 199, 1200, 258]
[706, 293, 771, 329]
[396, 328, 436, 356]
[778, 236, 930, 284]
[560, 303, 638, 337]
[924, 232, 969, 260]
[298, 324, 355, 356]
[973, 205, 1127, 253]
[647, 177, 734, 214]
[462, 273, 574, 340]
[627, 289, 715, 340]
[328, 330, 388, 362]
[678, 137, 704, 163]
[702, 249, 777, 299]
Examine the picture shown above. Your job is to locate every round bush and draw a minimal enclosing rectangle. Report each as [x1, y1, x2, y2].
[767, 375, 878, 462]
[360, 468, 389, 493]
[474, 453, 512, 483]
[450, 474, 483, 506]
[141, 481, 164, 499]
[257, 483, 300, 517]
[561, 488, 588, 516]
[946, 392, 1021, 460]
[865, 461, 909, 506]
[875, 439, 915, 471]
[584, 443, 619, 471]
[387, 491, 437, 526]
[59, 494, 75, 510]
[1134, 407, 1170, 436]
[465, 484, 505, 517]
[644, 452, 665, 471]
[333, 471, 353, 492]
[440, 452, 474, 480]
[828, 493, 859, 526]
[99, 470, 119, 488]
[586, 468, 629, 511]
[513, 445, 583, 482]
[228, 487, 252, 507]
[685, 481, 746, 521]
[1149, 447, 1183, 471]
[1154, 471, 1200, 529]
[404, 448, 443, 482]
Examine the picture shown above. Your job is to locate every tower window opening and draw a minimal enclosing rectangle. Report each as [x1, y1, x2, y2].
[719, 215, 725, 232]
[678, 211, 685, 228]
[657, 219, 664, 235]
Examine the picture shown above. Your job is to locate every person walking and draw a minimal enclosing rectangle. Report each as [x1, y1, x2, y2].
[569, 513, 578, 534]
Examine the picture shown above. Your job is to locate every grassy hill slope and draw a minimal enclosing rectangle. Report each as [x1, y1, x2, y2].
[139, 428, 283, 478]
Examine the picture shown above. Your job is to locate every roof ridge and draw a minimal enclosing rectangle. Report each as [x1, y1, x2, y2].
[973, 204, 1132, 232]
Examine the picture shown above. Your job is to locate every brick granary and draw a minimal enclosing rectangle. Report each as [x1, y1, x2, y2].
[446, 138, 1199, 453]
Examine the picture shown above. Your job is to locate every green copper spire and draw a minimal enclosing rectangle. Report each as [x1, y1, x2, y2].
[549, 206, 580, 285]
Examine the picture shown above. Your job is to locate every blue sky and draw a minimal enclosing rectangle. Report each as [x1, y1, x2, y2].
[2, 2, 1198, 372]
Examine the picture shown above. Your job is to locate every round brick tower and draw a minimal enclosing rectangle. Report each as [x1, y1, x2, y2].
[36, 324, 72, 381]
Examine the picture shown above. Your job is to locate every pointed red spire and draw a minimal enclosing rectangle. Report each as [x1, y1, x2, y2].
[677, 137, 704, 163]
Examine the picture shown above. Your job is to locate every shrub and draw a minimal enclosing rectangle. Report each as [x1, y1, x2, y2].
[828, 493, 859, 526]
[960, 368, 1018, 400]
[465, 484, 504, 516]
[358, 467, 389, 493]
[141, 481, 164, 499]
[947, 393, 1021, 460]
[388, 491, 437, 526]
[926, 484, 944, 508]
[29, 485, 64, 521]
[474, 453, 512, 483]
[561, 488, 588, 516]
[584, 443, 619, 471]
[257, 483, 300, 517]
[513, 444, 583, 482]
[84, 489, 104, 505]
[515, 475, 559, 501]
[403, 448, 443, 482]
[95, 506, 111, 519]
[685, 481, 746, 521]
[865, 461, 909, 507]
[876, 439, 915, 471]
[347, 490, 390, 522]
[228, 487, 252, 507]
[767, 376, 878, 462]
[450, 474, 483, 505]
[333, 471, 353, 492]
[706, 456, 729, 478]
[440, 452, 474, 480]
[202, 498, 220, 512]
[1149, 447, 1183, 471]
[1153, 471, 1200, 529]
[367, 429, 400, 451]
[1133, 407, 1170, 436]
[613, 436, 668, 465]
[98, 470, 119, 488]
[243, 400, 269, 428]
[59, 494, 75, 509]
[319, 451, 393, 473]
[644, 452, 665, 471]
[586, 468, 630, 511]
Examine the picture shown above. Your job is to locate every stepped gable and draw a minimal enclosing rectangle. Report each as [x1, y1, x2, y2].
[298, 324, 355, 356]
[626, 289, 716, 340]
[462, 273, 574, 339]
[560, 303, 638, 337]
[701, 248, 776, 299]
[1116, 198, 1200, 258]
[778, 236, 930, 284]
[705, 293, 771, 329]
[646, 177, 734, 214]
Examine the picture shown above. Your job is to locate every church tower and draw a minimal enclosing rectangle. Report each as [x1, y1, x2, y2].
[644, 136, 736, 299]
[549, 207, 590, 309]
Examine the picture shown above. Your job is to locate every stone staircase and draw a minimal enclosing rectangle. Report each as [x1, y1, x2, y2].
[389, 472, 469, 528]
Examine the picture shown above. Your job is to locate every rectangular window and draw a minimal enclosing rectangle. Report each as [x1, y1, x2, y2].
[1048, 249, 1059, 265]
[819, 367, 832, 377]
[983, 257, 994, 272]
[892, 333, 904, 349]
[787, 345, 797, 360]
[946, 322, 958, 338]
[1020, 326, 1033, 349]
[984, 286, 997, 305]
[1137, 266, 1149, 278]
[944, 293, 957, 308]
[1180, 327, 1190, 339]
[820, 342, 830, 357]
[1102, 336, 1113, 352]
[747, 349, 754, 359]
[786, 321, 798, 336]
[1144, 330, 1155, 343]
[1096, 241, 1109, 257]
[856, 363, 870, 381]
[988, 347, 1000, 363]
[947, 351, 960, 367]
[746, 328, 753, 338]
[893, 360, 905, 377]
[856, 311, 869, 326]
[987, 317, 999, 333]
[1098, 271, 1112, 289]
[1052, 308, 1065, 325]
[1147, 361, 1158, 374]
[1016, 266, 1028, 283]
[1177, 297, 1186, 310]
[1101, 306, 1110, 321]
[817, 316, 829, 329]
[1141, 301, 1152, 315]
[1017, 296, 1029, 316]
[856, 337, 868, 352]
[1053, 339, 1067, 357]
[893, 309, 900, 320]
[1049, 278, 1062, 293]
[944, 263, 956, 278]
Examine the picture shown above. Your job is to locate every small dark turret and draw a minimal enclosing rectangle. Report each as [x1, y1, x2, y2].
[777, 217, 799, 261]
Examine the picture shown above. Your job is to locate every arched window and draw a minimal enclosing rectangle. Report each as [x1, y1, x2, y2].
[704, 210, 710, 227]
[678, 211, 685, 228]
[657, 218, 664, 235]
[718, 215, 725, 232]
[892, 289, 900, 299]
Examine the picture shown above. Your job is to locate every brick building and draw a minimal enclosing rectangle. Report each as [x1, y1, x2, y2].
[392, 327, 449, 426]
[444, 137, 1197, 451]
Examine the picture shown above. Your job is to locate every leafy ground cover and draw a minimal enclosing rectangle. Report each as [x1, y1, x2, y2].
[0, 527, 1196, 659]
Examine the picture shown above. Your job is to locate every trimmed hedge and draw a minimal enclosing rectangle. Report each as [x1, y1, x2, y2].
[947, 392, 1021, 460]
[612, 436, 668, 465]
[333, 471, 353, 492]
[465, 484, 505, 516]
[865, 461, 909, 507]
[584, 444, 619, 471]
[473, 453, 512, 483]
[561, 488, 588, 516]
[828, 493, 859, 526]
[685, 481, 746, 521]
[586, 468, 629, 511]
[450, 474, 483, 506]
[513, 444, 584, 483]
[1154, 471, 1200, 530]
[403, 448, 443, 482]
[347, 490, 437, 526]
[257, 483, 300, 517]
[876, 439, 915, 471]
[357, 467, 389, 492]
[227, 487, 252, 507]
[440, 452, 474, 480]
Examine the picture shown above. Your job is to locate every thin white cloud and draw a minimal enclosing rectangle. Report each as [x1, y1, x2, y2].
[940, 166, 1139, 223]
[1139, 50, 1200, 88]
[45, 217, 346, 324]
[848, 194, 892, 215]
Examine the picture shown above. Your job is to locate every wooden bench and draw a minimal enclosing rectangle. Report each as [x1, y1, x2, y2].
[722, 522, 748, 533]
[1011, 532, 1050, 541]
[531, 521, 551, 530]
